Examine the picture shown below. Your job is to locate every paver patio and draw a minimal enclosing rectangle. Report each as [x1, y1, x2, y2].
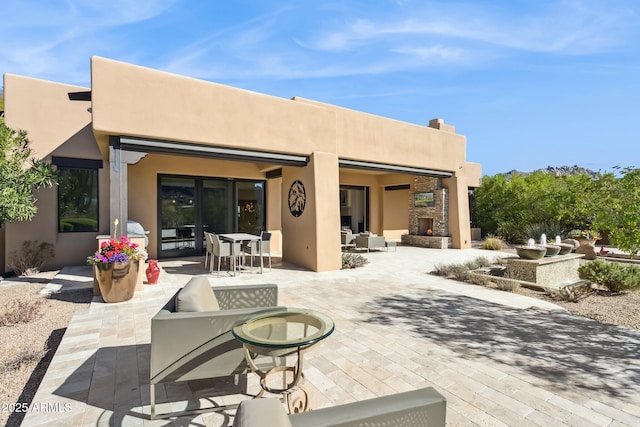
[20, 246, 640, 426]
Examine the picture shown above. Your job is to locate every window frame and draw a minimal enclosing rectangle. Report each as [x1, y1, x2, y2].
[53, 157, 102, 234]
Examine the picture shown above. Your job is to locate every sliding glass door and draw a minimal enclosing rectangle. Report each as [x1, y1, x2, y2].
[158, 175, 265, 258]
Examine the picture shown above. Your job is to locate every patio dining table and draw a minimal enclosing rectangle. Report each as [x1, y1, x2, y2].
[218, 233, 263, 275]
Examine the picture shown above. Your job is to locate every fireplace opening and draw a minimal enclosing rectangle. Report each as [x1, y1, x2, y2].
[418, 218, 434, 236]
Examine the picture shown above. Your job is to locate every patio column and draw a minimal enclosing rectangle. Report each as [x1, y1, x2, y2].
[442, 174, 472, 249]
[108, 136, 147, 236]
[282, 152, 341, 272]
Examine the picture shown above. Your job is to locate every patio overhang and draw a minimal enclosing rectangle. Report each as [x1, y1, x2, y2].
[338, 159, 453, 177]
[116, 136, 309, 166]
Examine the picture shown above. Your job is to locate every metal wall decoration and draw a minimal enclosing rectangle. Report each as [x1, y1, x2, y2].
[288, 180, 306, 217]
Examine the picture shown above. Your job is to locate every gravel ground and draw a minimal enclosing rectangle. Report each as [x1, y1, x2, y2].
[516, 286, 640, 330]
[0, 274, 638, 427]
[0, 283, 92, 427]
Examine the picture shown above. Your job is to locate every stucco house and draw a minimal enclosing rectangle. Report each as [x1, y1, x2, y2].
[1, 56, 481, 273]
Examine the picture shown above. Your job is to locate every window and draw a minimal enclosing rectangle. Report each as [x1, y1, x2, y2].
[58, 167, 99, 232]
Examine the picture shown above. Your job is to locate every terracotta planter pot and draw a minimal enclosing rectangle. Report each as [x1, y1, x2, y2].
[94, 260, 139, 303]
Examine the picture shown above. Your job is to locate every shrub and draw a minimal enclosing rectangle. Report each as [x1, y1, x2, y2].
[467, 272, 492, 287]
[1, 346, 47, 373]
[547, 283, 591, 302]
[482, 236, 503, 250]
[494, 278, 520, 292]
[341, 253, 369, 269]
[578, 260, 640, 292]
[0, 297, 45, 326]
[8, 240, 55, 276]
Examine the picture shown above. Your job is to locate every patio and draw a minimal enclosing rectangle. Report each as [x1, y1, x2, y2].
[21, 246, 640, 426]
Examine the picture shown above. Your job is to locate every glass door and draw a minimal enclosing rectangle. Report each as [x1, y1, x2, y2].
[159, 176, 197, 257]
[202, 178, 234, 236]
[158, 175, 267, 258]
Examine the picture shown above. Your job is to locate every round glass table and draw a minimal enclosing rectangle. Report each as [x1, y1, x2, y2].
[232, 308, 335, 413]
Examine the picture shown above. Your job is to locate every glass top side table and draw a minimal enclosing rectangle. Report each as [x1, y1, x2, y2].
[232, 308, 335, 413]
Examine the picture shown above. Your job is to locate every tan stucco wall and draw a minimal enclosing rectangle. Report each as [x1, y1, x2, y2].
[90, 57, 337, 156]
[282, 153, 341, 272]
[295, 97, 468, 172]
[382, 189, 410, 240]
[3, 74, 106, 272]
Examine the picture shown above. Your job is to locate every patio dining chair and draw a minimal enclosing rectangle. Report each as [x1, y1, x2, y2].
[212, 233, 233, 273]
[204, 232, 214, 269]
[243, 232, 272, 272]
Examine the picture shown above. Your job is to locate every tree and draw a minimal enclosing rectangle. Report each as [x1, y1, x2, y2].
[596, 166, 640, 256]
[0, 117, 56, 225]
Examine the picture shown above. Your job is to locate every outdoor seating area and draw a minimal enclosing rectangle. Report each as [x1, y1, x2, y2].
[340, 229, 397, 252]
[19, 246, 640, 426]
[204, 232, 270, 275]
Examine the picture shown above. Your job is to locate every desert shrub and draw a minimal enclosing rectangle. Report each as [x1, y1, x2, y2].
[431, 263, 454, 276]
[464, 256, 493, 271]
[482, 236, 503, 250]
[526, 222, 565, 242]
[0, 297, 45, 326]
[547, 283, 591, 302]
[8, 240, 55, 276]
[341, 253, 369, 269]
[578, 260, 640, 292]
[467, 272, 492, 287]
[1, 346, 47, 373]
[494, 278, 520, 292]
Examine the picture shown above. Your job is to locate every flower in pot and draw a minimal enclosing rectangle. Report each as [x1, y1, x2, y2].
[88, 220, 147, 303]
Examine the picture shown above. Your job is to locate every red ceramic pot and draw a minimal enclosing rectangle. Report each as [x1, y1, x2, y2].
[145, 260, 161, 284]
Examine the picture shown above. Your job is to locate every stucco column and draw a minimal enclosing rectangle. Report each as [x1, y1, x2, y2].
[281, 152, 341, 272]
[443, 174, 472, 249]
[108, 137, 147, 236]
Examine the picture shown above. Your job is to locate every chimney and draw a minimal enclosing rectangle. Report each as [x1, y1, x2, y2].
[428, 118, 456, 133]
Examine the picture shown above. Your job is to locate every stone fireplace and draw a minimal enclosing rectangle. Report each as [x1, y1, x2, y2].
[401, 176, 451, 249]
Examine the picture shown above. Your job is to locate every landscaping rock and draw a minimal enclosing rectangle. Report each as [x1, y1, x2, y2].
[575, 244, 597, 260]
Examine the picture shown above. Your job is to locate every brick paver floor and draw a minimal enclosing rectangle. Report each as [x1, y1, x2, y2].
[20, 247, 640, 426]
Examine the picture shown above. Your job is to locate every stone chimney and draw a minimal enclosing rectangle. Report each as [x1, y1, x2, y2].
[428, 118, 456, 133]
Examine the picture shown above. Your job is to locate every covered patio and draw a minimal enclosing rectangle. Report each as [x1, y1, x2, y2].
[21, 246, 640, 426]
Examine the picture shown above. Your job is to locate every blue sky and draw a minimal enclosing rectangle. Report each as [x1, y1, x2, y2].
[2, 0, 639, 176]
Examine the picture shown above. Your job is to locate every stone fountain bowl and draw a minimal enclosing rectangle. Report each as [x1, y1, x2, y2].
[557, 243, 574, 255]
[516, 245, 547, 260]
[542, 245, 561, 257]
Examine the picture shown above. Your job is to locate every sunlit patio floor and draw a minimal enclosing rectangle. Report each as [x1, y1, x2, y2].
[21, 246, 640, 426]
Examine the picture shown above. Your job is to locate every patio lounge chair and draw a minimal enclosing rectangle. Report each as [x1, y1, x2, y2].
[355, 234, 386, 252]
[150, 277, 280, 419]
[340, 231, 356, 249]
[232, 386, 446, 427]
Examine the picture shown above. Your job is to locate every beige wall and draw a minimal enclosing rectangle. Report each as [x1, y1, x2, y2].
[382, 189, 410, 240]
[90, 57, 337, 156]
[3, 74, 107, 272]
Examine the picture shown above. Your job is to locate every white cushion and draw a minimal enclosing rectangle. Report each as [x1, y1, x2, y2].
[176, 277, 220, 312]
[233, 398, 292, 427]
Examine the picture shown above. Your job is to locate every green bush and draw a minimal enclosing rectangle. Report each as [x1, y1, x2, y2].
[341, 253, 369, 269]
[8, 240, 55, 276]
[578, 260, 640, 292]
